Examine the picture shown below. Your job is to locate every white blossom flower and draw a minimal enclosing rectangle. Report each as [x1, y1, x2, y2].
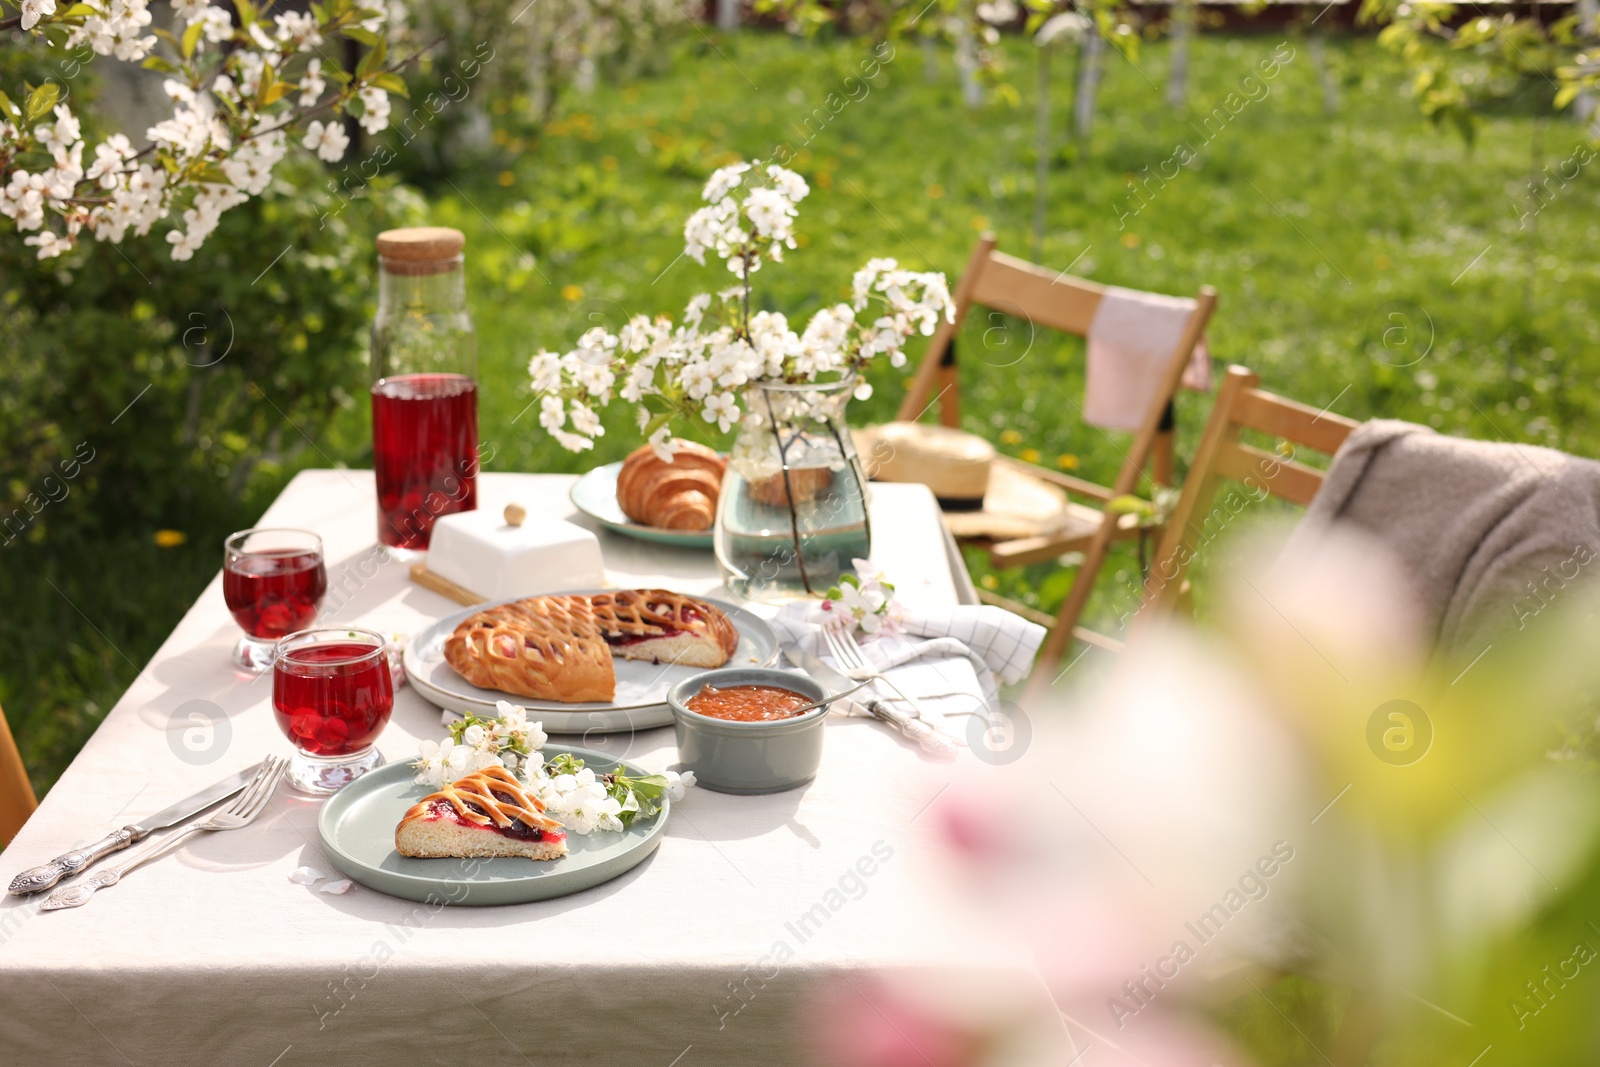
[414, 737, 473, 787]
[357, 86, 390, 134]
[301, 119, 349, 162]
[664, 769, 696, 800]
[647, 424, 677, 463]
[273, 10, 322, 47]
[295, 58, 325, 108]
[199, 5, 232, 42]
[702, 162, 750, 203]
[20, 0, 57, 31]
[702, 391, 738, 432]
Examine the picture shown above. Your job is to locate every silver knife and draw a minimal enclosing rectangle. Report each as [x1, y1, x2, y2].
[7, 762, 260, 895]
[787, 647, 958, 760]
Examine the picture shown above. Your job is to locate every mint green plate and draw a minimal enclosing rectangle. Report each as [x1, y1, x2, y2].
[317, 746, 669, 906]
[569, 462, 714, 549]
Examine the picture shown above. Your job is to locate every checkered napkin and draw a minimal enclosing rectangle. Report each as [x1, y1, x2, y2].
[770, 603, 1046, 733]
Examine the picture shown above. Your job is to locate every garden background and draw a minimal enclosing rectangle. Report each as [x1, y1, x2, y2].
[6, 9, 1598, 797]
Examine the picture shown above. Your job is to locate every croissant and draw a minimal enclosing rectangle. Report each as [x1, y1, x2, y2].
[616, 441, 727, 531]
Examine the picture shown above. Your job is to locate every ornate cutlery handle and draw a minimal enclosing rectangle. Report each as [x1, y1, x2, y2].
[864, 698, 958, 760]
[37, 826, 199, 911]
[899, 716, 960, 759]
[39, 869, 124, 911]
[8, 827, 146, 895]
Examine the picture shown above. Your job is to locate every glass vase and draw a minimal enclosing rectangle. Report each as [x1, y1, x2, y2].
[715, 377, 872, 602]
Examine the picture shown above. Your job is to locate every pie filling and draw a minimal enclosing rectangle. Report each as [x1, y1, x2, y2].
[426, 798, 565, 843]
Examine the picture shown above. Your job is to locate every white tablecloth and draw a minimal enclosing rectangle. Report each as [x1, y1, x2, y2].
[0, 471, 1057, 1066]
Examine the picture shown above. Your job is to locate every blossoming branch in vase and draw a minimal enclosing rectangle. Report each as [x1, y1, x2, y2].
[527, 159, 956, 461]
[412, 701, 694, 835]
[1, 0, 413, 260]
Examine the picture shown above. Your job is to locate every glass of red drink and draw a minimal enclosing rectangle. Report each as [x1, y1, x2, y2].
[223, 528, 327, 673]
[272, 627, 394, 794]
[371, 226, 478, 555]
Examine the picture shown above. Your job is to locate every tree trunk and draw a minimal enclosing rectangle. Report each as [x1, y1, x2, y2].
[1075, 27, 1103, 138]
[1310, 30, 1339, 115]
[1578, 0, 1599, 131]
[716, 0, 739, 32]
[955, 26, 984, 108]
[1166, 1, 1192, 109]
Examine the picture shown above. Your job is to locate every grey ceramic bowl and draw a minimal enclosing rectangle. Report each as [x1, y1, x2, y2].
[667, 668, 829, 795]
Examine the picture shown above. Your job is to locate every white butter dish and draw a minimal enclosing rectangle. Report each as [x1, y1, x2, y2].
[427, 504, 606, 601]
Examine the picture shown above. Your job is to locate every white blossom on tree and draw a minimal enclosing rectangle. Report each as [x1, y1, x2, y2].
[0, 0, 415, 260]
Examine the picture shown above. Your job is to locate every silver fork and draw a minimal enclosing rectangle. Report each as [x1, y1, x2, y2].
[821, 623, 960, 757]
[41, 756, 289, 911]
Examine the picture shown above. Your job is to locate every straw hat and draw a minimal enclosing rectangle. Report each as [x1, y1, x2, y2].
[854, 422, 1073, 541]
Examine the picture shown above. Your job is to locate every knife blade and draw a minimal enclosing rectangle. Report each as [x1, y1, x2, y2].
[7, 762, 261, 895]
[787, 647, 958, 760]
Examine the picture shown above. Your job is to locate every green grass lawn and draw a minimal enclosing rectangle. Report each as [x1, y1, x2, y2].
[10, 28, 1600, 791]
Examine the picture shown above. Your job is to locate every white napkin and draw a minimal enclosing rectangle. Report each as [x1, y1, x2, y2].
[1084, 285, 1211, 431]
[770, 603, 1046, 736]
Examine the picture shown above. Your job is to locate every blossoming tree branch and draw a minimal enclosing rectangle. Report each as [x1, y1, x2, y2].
[527, 160, 955, 460]
[0, 0, 417, 260]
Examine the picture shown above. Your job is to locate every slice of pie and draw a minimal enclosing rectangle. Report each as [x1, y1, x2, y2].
[442, 589, 740, 703]
[395, 766, 568, 861]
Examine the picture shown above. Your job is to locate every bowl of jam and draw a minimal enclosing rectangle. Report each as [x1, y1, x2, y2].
[667, 668, 830, 794]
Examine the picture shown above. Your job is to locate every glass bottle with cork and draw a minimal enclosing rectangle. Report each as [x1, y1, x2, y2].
[370, 226, 479, 556]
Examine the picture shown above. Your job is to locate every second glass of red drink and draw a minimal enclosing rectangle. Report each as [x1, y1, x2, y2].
[272, 627, 394, 794]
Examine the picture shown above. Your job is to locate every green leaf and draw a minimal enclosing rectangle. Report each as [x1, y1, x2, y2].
[182, 18, 204, 59]
[340, 26, 378, 46]
[1554, 83, 1581, 110]
[357, 33, 389, 78]
[235, 0, 257, 27]
[369, 71, 409, 98]
[0, 91, 14, 120]
[62, 3, 98, 15]
[25, 82, 59, 122]
[262, 81, 292, 105]
[142, 55, 179, 74]
[1105, 494, 1155, 517]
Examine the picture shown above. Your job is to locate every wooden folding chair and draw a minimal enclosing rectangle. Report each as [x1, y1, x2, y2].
[898, 234, 1216, 667]
[1133, 364, 1359, 627]
[1, 703, 38, 846]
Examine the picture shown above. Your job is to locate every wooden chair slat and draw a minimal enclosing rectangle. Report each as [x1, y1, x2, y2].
[1218, 443, 1327, 507]
[1233, 389, 1359, 454]
[965, 252, 1105, 336]
[1130, 365, 1358, 641]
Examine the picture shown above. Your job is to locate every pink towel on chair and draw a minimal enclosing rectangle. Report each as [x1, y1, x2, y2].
[1084, 286, 1211, 431]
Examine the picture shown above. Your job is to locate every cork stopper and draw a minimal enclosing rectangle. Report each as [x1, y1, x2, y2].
[503, 503, 527, 527]
[376, 227, 465, 276]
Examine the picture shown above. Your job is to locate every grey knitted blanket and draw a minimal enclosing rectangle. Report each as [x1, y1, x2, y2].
[1288, 419, 1600, 667]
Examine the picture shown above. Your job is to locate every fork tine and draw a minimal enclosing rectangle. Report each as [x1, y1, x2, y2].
[225, 760, 274, 815]
[820, 624, 850, 669]
[227, 756, 283, 817]
[825, 623, 865, 670]
[234, 761, 285, 824]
